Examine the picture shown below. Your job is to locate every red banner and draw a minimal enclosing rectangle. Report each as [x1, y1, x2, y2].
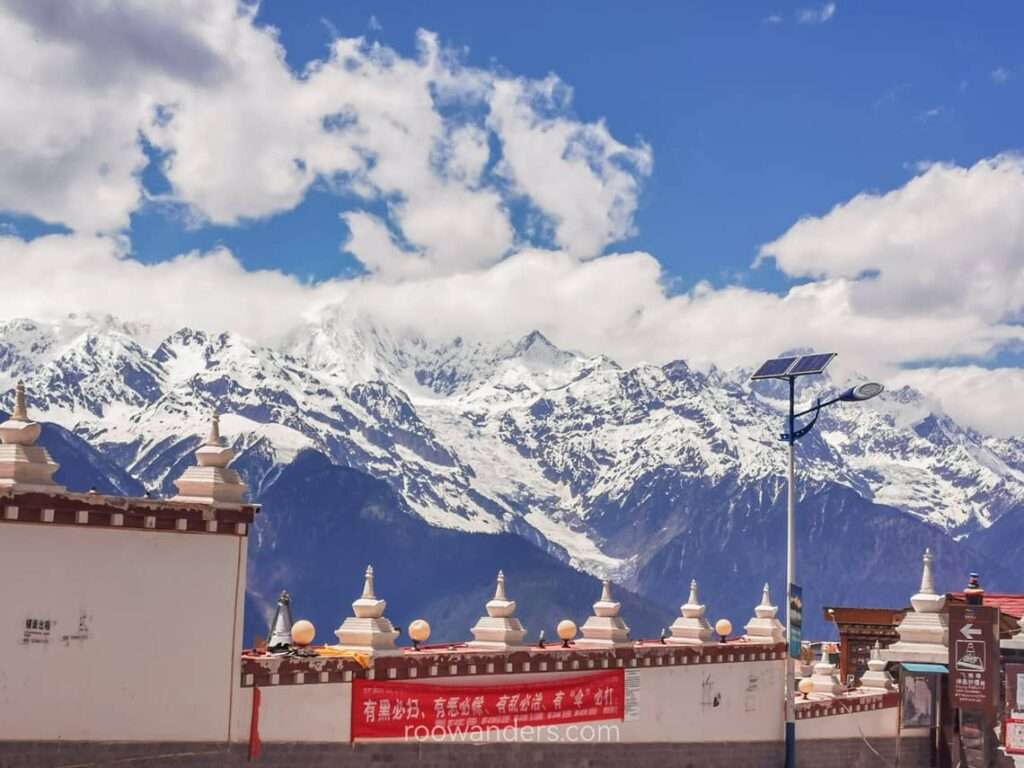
[352, 670, 624, 740]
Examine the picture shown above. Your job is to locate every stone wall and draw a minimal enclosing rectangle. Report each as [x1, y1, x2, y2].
[0, 736, 933, 768]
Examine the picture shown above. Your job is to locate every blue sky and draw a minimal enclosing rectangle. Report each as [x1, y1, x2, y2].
[125, 1, 1024, 292]
[1, 1, 1023, 435]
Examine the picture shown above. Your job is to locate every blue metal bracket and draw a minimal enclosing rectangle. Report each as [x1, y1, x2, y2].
[780, 398, 821, 442]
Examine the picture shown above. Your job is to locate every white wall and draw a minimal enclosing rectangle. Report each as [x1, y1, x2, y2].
[233, 658, 785, 745]
[796, 706, 899, 740]
[0, 523, 246, 742]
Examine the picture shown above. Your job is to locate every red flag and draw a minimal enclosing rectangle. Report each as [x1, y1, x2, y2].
[248, 687, 262, 761]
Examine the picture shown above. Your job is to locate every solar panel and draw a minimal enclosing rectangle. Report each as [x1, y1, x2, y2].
[788, 352, 836, 376]
[751, 356, 798, 380]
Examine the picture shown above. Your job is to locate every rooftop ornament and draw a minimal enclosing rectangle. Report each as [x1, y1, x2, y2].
[0, 381, 63, 492]
[266, 590, 295, 651]
[171, 410, 247, 507]
[667, 579, 713, 646]
[577, 579, 631, 648]
[858, 640, 895, 691]
[468, 570, 527, 650]
[334, 565, 400, 657]
[743, 583, 786, 644]
[881, 548, 949, 665]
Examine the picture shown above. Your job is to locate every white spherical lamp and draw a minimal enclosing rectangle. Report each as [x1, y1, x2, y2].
[290, 619, 316, 647]
[798, 677, 815, 700]
[409, 619, 431, 650]
[557, 619, 577, 648]
[715, 618, 732, 642]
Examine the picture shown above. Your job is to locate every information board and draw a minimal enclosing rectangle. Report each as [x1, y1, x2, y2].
[948, 604, 1000, 716]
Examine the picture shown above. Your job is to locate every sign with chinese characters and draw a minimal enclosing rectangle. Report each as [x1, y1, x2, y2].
[351, 670, 624, 740]
[788, 583, 803, 659]
[948, 604, 1000, 716]
[1007, 663, 1024, 716]
[1007, 716, 1024, 755]
[624, 669, 641, 721]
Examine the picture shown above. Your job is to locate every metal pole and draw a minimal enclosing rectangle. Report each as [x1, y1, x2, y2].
[784, 376, 796, 768]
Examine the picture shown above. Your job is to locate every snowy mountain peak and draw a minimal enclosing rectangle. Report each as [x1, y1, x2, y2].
[0, 315, 1020, 581]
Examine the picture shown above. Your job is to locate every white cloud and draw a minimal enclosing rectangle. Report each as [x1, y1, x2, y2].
[797, 3, 836, 24]
[892, 367, 1024, 438]
[763, 14, 784, 24]
[0, 2, 1023, 438]
[991, 67, 1012, 84]
[488, 76, 652, 259]
[916, 106, 944, 122]
[0, 2, 649, 276]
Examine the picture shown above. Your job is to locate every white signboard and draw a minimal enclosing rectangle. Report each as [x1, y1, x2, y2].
[625, 669, 641, 721]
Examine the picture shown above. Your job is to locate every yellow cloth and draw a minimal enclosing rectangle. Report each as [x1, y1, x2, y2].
[313, 646, 371, 668]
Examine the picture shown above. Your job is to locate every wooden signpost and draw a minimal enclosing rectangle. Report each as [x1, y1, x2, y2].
[948, 603, 1000, 767]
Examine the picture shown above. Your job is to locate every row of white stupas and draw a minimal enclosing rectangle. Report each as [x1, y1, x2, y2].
[334, 565, 786, 653]
[331, 565, 898, 692]
[0, 381, 246, 506]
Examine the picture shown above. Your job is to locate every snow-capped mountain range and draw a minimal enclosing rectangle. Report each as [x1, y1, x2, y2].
[3, 312, 1022, 590]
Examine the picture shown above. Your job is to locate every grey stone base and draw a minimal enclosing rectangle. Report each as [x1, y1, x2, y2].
[0, 737, 932, 768]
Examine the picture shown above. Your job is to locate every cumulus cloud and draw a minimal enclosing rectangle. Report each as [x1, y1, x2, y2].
[0, 0, 648, 277]
[0, 1, 1023, 438]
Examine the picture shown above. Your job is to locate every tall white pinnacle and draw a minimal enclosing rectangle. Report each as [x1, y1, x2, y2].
[919, 547, 936, 595]
[361, 565, 377, 600]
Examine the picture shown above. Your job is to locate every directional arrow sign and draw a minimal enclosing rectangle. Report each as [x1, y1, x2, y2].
[960, 623, 982, 639]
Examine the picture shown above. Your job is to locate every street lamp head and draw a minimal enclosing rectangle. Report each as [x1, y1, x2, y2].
[838, 382, 884, 402]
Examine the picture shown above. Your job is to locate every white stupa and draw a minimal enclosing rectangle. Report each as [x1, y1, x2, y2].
[0, 381, 63, 492]
[577, 580, 631, 648]
[881, 548, 948, 665]
[172, 411, 246, 507]
[667, 579, 713, 646]
[468, 571, 528, 650]
[809, 645, 842, 695]
[334, 565, 400, 656]
[859, 641, 895, 691]
[743, 583, 786, 644]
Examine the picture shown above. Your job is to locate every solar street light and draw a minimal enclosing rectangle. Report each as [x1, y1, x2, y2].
[749, 353, 883, 768]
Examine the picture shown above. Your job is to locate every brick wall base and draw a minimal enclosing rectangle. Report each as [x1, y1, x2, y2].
[0, 737, 932, 768]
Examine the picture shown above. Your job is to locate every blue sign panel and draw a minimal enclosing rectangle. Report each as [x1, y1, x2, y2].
[789, 583, 803, 659]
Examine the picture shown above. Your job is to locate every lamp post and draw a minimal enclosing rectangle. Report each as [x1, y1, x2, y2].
[750, 354, 883, 768]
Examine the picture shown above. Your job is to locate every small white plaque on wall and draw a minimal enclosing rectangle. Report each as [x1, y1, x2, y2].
[625, 668, 641, 721]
